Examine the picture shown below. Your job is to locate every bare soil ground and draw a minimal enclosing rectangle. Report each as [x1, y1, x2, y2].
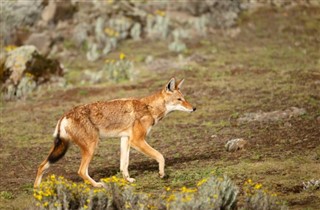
[1, 7, 320, 209]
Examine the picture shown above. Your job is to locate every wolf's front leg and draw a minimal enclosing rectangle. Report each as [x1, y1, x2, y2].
[131, 139, 166, 179]
[120, 137, 135, 182]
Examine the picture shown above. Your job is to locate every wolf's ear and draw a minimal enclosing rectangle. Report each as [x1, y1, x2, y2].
[165, 78, 176, 92]
[176, 78, 185, 89]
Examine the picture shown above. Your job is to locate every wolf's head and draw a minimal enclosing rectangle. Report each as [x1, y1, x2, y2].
[162, 78, 196, 114]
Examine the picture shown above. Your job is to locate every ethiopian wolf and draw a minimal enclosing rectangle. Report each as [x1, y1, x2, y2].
[34, 78, 196, 188]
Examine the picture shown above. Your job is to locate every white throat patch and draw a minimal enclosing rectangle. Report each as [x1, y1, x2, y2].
[165, 103, 192, 114]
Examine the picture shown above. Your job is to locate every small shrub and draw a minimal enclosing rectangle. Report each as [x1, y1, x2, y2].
[101, 176, 152, 210]
[303, 179, 320, 191]
[34, 175, 288, 210]
[33, 175, 112, 210]
[146, 11, 170, 40]
[168, 29, 188, 53]
[0, 191, 14, 200]
[4, 74, 37, 100]
[83, 53, 134, 84]
[164, 175, 238, 210]
[242, 179, 288, 210]
[103, 53, 134, 83]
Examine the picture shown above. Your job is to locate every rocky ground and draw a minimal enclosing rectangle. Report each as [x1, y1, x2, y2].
[0, 5, 320, 210]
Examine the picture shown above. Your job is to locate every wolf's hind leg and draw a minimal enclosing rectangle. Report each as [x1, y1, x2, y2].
[34, 136, 70, 188]
[77, 139, 104, 188]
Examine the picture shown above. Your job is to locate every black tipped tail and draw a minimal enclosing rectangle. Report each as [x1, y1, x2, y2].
[47, 135, 69, 164]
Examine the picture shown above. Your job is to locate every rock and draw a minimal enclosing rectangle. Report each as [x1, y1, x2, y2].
[56, 20, 70, 30]
[1, 0, 43, 45]
[24, 32, 52, 56]
[225, 138, 248, 152]
[4, 46, 37, 85]
[188, 53, 207, 63]
[237, 107, 306, 124]
[2, 45, 64, 100]
[41, 0, 57, 25]
[51, 0, 77, 24]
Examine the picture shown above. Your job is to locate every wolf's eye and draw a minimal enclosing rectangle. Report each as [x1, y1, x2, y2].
[177, 98, 182, 101]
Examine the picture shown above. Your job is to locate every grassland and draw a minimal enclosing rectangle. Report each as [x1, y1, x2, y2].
[1, 6, 319, 209]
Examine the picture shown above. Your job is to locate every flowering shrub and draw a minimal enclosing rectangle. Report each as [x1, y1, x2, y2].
[104, 52, 134, 83]
[33, 175, 111, 210]
[83, 52, 134, 84]
[34, 175, 154, 210]
[34, 175, 287, 210]
[163, 175, 238, 210]
[4, 45, 17, 52]
[242, 179, 288, 210]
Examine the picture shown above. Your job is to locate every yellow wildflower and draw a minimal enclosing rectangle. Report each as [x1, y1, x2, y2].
[5, 45, 17, 52]
[119, 52, 126, 60]
[147, 204, 157, 210]
[43, 202, 49, 207]
[34, 194, 42, 201]
[155, 10, 166, 17]
[165, 187, 171, 191]
[125, 201, 131, 209]
[104, 27, 119, 37]
[181, 186, 197, 193]
[25, 72, 34, 78]
[166, 194, 176, 202]
[254, 183, 262, 190]
[182, 195, 192, 202]
[93, 189, 100, 194]
[197, 178, 208, 187]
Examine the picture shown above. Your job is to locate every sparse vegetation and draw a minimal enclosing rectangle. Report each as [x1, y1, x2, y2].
[242, 179, 288, 210]
[0, 191, 14, 200]
[303, 179, 320, 191]
[33, 174, 247, 210]
[1, 5, 320, 210]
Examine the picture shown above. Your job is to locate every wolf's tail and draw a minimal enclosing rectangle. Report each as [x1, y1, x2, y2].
[47, 119, 69, 164]
[47, 134, 69, 163]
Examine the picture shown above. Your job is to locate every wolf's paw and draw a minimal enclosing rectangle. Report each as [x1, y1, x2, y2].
[126, 177, 136, 183]
[159, 173, 169, 179]
[93, 182, 105, 188]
